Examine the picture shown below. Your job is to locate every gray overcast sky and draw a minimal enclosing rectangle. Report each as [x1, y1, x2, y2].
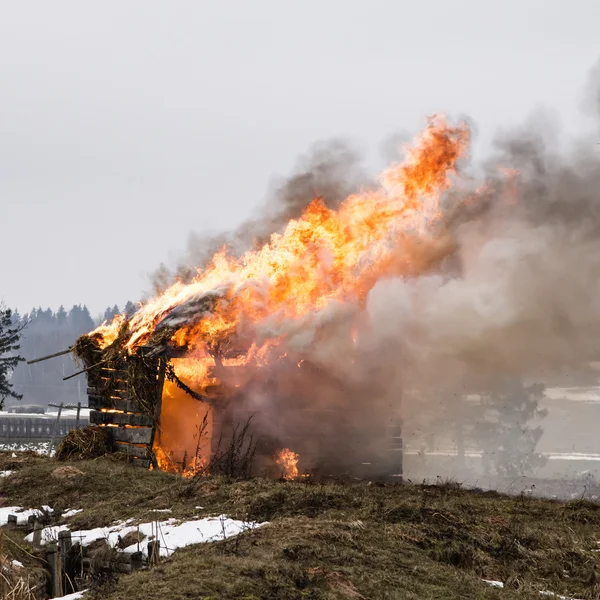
[1, 1, 599, 318]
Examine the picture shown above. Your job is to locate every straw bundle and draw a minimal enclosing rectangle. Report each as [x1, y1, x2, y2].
[55, 426, 113, 461]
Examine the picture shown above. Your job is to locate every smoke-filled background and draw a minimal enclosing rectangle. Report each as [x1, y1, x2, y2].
[153, 61, 600, 484]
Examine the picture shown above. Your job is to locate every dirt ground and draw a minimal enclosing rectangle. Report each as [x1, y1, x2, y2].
[2, 452, 600, 599]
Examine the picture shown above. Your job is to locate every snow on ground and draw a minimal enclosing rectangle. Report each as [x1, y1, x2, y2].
[0, 441, 53, 455]
[0, 505, 53, 525]
[26, 515, 266, 558]
[62, 508, 83, 518]
[545, 387, 600, 403]
[45, 408, 91, 419]
[539, 591, 583, 600]
[483, 580, 583, 599]
[406, 449, 600, 462]
[0, 470, 13, 477]
[50, 591, 87, 600]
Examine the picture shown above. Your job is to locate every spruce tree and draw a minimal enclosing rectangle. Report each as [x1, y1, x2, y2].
[0, 306, 25, 407]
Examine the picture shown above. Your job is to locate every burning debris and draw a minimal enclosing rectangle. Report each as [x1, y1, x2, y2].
[274, 448, 300, 480]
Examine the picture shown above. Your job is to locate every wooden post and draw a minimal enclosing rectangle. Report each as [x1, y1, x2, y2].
[75, 402, 81, 429]
[150, 356, 167, 467]
[147, 540, 160, 565]
[58, 530, 72, 555]
[32, 520, 42, 548]
[131, 551, 144, 570]
[47, 544, 63, 598]
[6, 514, 17, 529]
[58, 530, 73, 593]
[47, 402, 64, 456]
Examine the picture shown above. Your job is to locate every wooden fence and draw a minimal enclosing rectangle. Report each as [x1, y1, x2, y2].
[0, 415, 89, 440]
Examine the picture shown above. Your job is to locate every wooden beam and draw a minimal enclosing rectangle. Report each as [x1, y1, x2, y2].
[88, 395, 144, 414]
[63, 357, 111, 381]
[90, 411, 153, 428]
[149, 356, 167, 461]
[27, 348, 72, 365]
[111, 427, 153, 445]
[87, 387, 130, 400]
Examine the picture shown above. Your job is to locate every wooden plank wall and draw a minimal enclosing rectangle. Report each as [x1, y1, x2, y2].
[87, 358, 163, 469]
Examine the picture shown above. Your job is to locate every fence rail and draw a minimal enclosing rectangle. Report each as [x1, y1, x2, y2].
[0, 415, 89, 439]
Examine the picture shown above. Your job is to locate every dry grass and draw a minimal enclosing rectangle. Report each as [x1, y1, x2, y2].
[2, 451, 600, 598]
[0, 530, 47, 599]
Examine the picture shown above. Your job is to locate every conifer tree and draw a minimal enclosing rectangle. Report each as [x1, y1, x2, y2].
[0, 305, 25, 407]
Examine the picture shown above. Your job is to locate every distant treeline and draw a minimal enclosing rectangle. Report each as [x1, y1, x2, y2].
[9, 302, 135, 408]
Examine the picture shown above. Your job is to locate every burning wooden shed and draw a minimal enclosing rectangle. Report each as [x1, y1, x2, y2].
[71, 322, 403, 480]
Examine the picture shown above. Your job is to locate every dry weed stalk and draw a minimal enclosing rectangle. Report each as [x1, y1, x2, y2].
[206, 416, 257, 479]
[0, 533, 37, 600]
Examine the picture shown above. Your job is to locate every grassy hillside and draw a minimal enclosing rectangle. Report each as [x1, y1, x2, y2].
[1, 452, 600, 599]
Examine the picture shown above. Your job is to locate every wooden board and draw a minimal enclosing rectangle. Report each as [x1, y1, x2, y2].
[110, 427, 154, 445]
[88, 395, 144, 414]
[98, 368, 128, 377]
[90, 411, 153, 427]
[87, 387, 130, 400]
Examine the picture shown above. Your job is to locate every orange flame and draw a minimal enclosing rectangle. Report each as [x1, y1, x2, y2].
[89, 117, 471, 474]
[92, 116, 469, 364]
[274, 448, 299, 480]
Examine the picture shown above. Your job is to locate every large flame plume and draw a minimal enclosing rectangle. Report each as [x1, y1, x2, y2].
[92, 116, 469, 386]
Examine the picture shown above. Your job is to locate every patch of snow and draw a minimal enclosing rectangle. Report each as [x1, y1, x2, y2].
[406, 449, 600, 462]
[539, 591, 583, 600]
[0, 470, 13, 477]
[26, 515, 266, 557]
[124, 516, 266, 557]
[545, 386, 600, 403]
[50, 591, 87, 600]
[149, 509, 172, 513]
[0, 441, 53, 456]
[11, 452, 16, 458]
[484, 578, 583, 598]
[62, 509, 83, 518]
[45, 408, 90, 419]
[11, 559, 23, 568]
[0, 505, 53, 526]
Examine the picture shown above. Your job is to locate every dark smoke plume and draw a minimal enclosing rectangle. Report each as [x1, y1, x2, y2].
[164, 59, 600, 478]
